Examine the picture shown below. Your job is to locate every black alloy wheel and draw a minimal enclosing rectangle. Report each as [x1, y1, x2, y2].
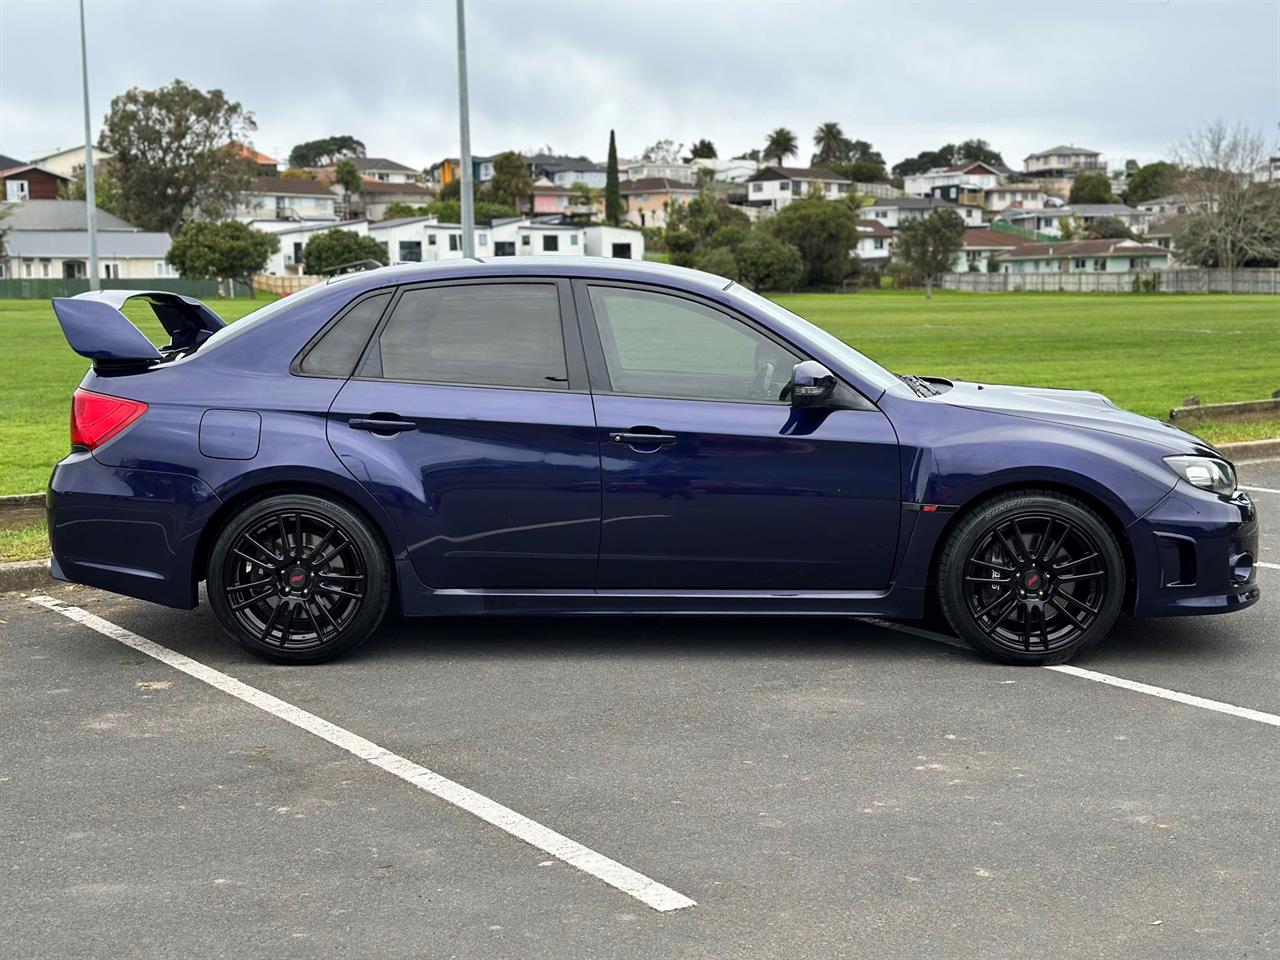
[208, 494, 391, 663]
[938, 490, 1125, 665]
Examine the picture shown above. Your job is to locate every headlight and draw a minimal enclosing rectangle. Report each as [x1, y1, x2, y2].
[1163, 455, 1236, 496]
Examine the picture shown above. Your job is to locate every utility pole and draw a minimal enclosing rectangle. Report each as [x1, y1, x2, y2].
[456, 0, 475, 258]
[78, 0, 100, 290]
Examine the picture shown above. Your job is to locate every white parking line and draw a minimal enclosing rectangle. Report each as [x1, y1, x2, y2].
[864, 619, 1280, 729]
[1241, 485, 1280, 495]
[1260, 561, 1280, 571]
[27, 595, 696, 913]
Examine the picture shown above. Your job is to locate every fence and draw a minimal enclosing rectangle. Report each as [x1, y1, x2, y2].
[252, 274, 324, 296]
[0, 277, 253, 299]
[939, 268, 1280, 294]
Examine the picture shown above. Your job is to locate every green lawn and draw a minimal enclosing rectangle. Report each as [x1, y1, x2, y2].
[0, 290, 1276, 500]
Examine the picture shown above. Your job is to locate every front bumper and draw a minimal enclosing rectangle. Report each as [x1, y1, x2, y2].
[1129, 483, 1260, 618]
[48, 451, 222, 609]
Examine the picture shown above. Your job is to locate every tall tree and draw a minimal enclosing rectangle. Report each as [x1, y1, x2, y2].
[1123, 161, 1181, 205]
[687, 139, 717, 160]
[302, 229, 390, 274]
[954, 138, 1005, 168]
[894, 208, 966, 299]
[487, 150, 534, 210]
[605, 131, 623, 226]
[1175, 120, 1280, 269]
[1068, 172, 1115, 204]
[641, 139, 683, 164]
[812, 122, 847, 166]
[764, 128, 798, 167]
[333, 158, 363, 194]
[766, 193, 860, 287]
[99, 79, 258, 234]
[288, 136, 365, 168]
[165, 220, 279, 297]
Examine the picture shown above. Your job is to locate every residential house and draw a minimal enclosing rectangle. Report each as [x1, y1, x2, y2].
[428, 155, 499, 186]
[620, 160, 697, 184]
[928, 183, 987, 217]
[903, 161, 1003, 199]
[690, 157, 761, 184]
[862, 196, 984, 228]
[744, 166, 853, 212]
[984, 182, 1049, 213]
[0, 199, 171, 280]
[251, 219, 370, 276]
[352, 157, 421, 184]
[234, 144, 279, 175]
[1135, 194, 1197, 219]
[0, 160, 69, 202]
[994, 206, 1070, 236]
[525, 154, 607, 189]
[619, 177, 700, 228]
[1023, 145, 1103, 178]
[367, 216, 481, 262]
[955, 226, 1034, 272]
[1067, 203, 1149, 234]
[530, 180, 579, 216]
[584, 224, 645, 259]
[853, 218, 892, 269]
[356, 180, 436, 221]
[1255, 155, 1280, 183]
[26, 145, 113, 179]
[235, 177, 338, 222]
[994, 239, 1171, 274]
[995, 203, 1148, 238]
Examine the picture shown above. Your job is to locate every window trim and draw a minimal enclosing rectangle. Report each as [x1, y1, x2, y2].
[347, 277, 590, 393]
[571, 279, 875, 410]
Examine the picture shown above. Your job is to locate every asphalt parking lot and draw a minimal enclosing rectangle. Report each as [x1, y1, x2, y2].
[3, 459, 1279, 960]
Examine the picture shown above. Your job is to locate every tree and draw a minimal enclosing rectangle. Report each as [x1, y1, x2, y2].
[664, 182, 751, 267]
[1085, 215, 1134, 240]
[1068, 172, 1114, 204]
[894, 208, 966, 298]
[61, 163, 127, 219]
[641, 139, 683, 164]
[687, 139, 717, 160]
[764, 128, 798, 167]
[334, 158, 363, 194]
[99, 79, 258, 234]
[766, 193, 859, 287]
[955, 138, 1005, 168]
[604, 131, 623, 226]
[487, 150, 534, 210]
[695, 246, 739, 281]
[570, 181, 598, 210]
[165, 220, 278, 297]
[411, 199, 518, 224]
[302, 229, 389, 274]
[892, 139, 1005, 179]
[734, 148, 762, 163]
[735, 232, 805, 292]
[1123, 161, 1181, 205]
[288, 135, 365, 169]
[280, 168, 315, 181]
[812, 122, 847, 166]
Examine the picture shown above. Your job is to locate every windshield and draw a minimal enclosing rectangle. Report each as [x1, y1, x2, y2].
[727, 285, 907, 397]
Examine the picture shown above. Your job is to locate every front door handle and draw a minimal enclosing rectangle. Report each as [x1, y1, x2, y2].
[609, 429, 677, 447]
[349, 416, 416, 435]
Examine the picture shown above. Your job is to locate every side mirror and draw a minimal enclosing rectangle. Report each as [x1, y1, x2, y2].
[789, 360, 837, 408]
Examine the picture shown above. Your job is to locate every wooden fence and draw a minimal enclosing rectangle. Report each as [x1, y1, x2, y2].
[251, 274, 324, 296]
[939, 269, 1280, 294]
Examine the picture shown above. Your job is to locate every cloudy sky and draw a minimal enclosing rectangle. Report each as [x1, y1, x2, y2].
[2, 0, 1277, 172]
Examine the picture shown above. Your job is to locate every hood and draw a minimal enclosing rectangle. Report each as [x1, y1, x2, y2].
[936, 380, 1220, 457]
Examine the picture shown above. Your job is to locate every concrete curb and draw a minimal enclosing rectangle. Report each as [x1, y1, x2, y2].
[1, 492, 43, 507]
[1218, 438, 1280, 463]
[0, 558, 53, 593]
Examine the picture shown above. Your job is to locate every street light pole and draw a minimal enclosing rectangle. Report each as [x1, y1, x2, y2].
[78, 0, 100, 290]
[456, 0, 475, 258]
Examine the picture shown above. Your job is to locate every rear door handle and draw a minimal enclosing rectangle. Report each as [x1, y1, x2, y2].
[349, 416, 416, 434]
[609, 429, 677, 446]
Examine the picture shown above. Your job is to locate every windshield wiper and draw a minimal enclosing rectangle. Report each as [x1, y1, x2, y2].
[897, 373, 940, 398]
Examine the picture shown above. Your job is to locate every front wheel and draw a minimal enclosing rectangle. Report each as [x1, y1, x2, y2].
[937, 490, 1125, 665]
[207, 494, 391, 664]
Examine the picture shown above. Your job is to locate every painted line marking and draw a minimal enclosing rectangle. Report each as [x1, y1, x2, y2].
[1260, 561, 1279, 571]
[863, 618, 1280, 729]
[27, 595, 695, 913]
[1241, 485, 1280, 495]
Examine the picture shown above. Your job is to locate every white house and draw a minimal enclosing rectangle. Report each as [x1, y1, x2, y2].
[620, 161, 697, 184]
[583, 224, 645, 259]
[984, 183, 1050, 213]
[235, 177, 338, 223]
[0, 199, 171, 280]
[690, 157, 760, 183]
[1134, 194, 1200, 219]
[25, 145, 113, 180]
[995, 239, 1171, 274]
[353, 157, 420, 184]
[997, 204, 1149, 238]
[853, 218, 891, 268]
[744, 166, 853, 212]
[526, 154, 607, 189]
[862, 196, 984, 228]
[1023, 145, 1103, 177]
[903, 161, 1003, 198]
[251, 219, 369, 276]
[955, 227, 1034, 272]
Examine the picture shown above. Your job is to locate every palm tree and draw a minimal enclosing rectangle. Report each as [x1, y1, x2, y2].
[812, 122, 845, 166]
[764, 127, 798, 167]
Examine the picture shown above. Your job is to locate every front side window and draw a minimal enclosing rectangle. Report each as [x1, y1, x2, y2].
[358, 283, 567, 390]
[587, 286, 798, 402]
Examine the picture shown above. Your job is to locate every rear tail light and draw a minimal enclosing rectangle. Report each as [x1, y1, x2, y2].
[70, 388, 148, 450]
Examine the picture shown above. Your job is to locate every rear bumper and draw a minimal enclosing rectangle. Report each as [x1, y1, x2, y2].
[48, 451, 222, 609]
[1129, 484, 1260, 618]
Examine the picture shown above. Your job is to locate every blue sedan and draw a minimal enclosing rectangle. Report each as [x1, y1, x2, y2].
[48, 259, 1259, 664]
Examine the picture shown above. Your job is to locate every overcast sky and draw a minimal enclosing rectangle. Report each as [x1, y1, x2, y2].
[2, 0, 1277, 173]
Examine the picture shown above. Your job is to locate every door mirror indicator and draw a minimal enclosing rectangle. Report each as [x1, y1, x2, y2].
[789, 361, 837, 408]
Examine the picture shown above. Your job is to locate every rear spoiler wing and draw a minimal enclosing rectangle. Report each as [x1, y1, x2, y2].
[51, 289, 227, 369]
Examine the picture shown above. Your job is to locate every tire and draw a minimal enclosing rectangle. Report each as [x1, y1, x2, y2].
[937, 489, 1125, 665]
[207, 493, 392, 664]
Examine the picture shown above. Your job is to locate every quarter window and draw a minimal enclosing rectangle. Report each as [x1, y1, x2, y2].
[358, 283, 567, 390]
[586, 286, 799, 402]
[300, 292, 392, 377]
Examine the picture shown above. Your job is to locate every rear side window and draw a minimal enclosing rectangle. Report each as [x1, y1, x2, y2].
[299, 292, 391, 377]
[357, 283, 568, 389]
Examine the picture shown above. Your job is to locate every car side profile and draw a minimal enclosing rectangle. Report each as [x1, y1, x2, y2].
[48, 258, 1260, 664]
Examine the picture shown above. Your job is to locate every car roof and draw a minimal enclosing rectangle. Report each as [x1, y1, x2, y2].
[323, 256, 734, 297]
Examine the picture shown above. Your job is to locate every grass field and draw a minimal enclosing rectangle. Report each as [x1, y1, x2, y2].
[0, 290, 1277, 504]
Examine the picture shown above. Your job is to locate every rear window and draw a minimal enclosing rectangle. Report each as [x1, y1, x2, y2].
[356, 283, 568, 390]
[299, 292, 391, 377]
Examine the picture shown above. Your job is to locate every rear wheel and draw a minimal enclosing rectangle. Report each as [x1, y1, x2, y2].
[937, 490, 1125, 665]
[207, 494, 391, 664]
